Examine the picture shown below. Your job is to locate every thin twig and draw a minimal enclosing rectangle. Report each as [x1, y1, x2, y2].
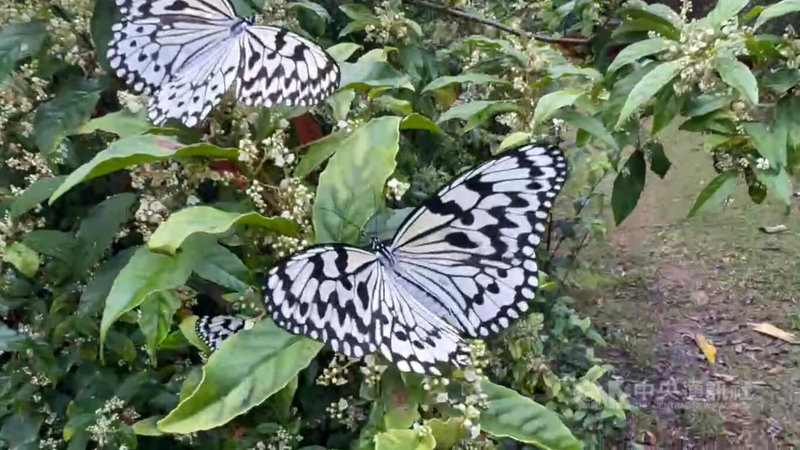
[402, 0, 592, 45]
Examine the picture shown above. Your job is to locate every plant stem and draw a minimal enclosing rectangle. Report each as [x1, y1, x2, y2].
[401, 0, 592, 45]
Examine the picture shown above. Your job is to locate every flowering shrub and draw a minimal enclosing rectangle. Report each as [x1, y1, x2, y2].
[1, 0, 799, 449]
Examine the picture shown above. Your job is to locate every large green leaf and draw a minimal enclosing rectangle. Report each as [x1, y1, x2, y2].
[49, 136, 238, 202]
[754, 0, 800, 29]
[34, 78, 105, 158]
[138, 291, 181, 366]
[0, 21, 47, 83]
[533, 89, 586, 129]
[756, 168, 793, 206]
[611, 150, 646, 225]
[437, 100, 518, 124]
[100, 247, 194, 352]
[75, 193, 137, 272]
[714, 57, 758, 105]
[91, 0, 118, 71]
[79, 109, 150, 138]
[22, 230, 77, 262]
[340, 62, 414, 91]
[313, 116, 401, 244]
[293, 131, 351, 178]
[556, 110, 619, 151]
[326, 42, 362, 62]
[3, 243, 39, 278]
[0, 322, 28, 352]
[8, 176, 67, 219]
[696, 0, 749, 27]
[148, 206, 297, 254]
[647, 141, 671, 178]
[606, 38, 672, 73]
[743, 122, 787, 169]
[421, 73, 509, 93]
[157, 320, 322, 433]
[688, 171, 738, 217]
[616, 60, 683, 128]
[79, 247, 137, 317]
[375, 429, 436, 450]
[192, 242, 252, 293]
[652, 86, 683, 134]
[481, 380, 580, 450]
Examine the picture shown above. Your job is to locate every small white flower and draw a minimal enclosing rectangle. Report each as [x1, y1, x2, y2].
[756, 157, 770, 170]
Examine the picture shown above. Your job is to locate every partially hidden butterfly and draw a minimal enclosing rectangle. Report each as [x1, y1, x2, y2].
[107, 0, 340, 127]
[195, 315, 250, 351]
[264, 144, 567, 375]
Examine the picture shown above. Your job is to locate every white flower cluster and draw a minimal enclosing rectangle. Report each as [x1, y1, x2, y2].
[117, 91, 148, 113]
[86, 396, 138, 447]
[133, 195, 169, 239]
[365, 1, 410, 44]
[385, 178, 410, 202]
[360, 354, 388, 387]
[316, 354, 351, 386]
[326, 397, 350, 420]
[266, 177, 314, 258]
[0, 213, 46, 265]
[255, 0, 298, 29]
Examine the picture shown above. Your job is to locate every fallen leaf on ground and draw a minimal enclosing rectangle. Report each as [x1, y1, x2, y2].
[759, 224, 788, 234]
[766, 367, 781, 375]
[712, 373, 736, 382]
[694, 334, 716, 364]
[748, 322, 799, 344]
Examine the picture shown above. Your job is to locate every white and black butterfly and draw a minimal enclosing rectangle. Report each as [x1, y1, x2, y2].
[264, 144, 568, 375]
[195, 315, 249, 351]
[107, 0, 340, 127]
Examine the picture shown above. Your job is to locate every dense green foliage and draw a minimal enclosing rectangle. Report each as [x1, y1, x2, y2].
[1, 0, 799, 448]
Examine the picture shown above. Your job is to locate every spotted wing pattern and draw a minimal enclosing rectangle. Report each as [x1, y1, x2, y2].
[195, 315, 247, 351]
[262, 144, 567, 375]
[107, 0, 339, 127]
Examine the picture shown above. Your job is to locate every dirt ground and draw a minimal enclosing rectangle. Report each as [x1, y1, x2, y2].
[568, 126, 800, 447]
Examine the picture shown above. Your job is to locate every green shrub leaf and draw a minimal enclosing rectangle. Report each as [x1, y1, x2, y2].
[0, 322, 29, 352]
[49, 136, 238, 203]
[0, 21, 47, 83]
[422, 73, 509, 93]
[79, 247, 137, 317]
[313, 116, 401, 244]
[340, 62, 414, 91]
[34, 78, 105, 158]
[647, 141, 671, 178]
[157, 320, 322, 433]
[743, 122, 787, 169]
[714, 57, 759, 104]
[616, 60, 683, 128]
[688, 171, 738, 217]
[192, 241, 252, 293]
[375, 429, 436, 450]
[3, 243, 40, 278]
[533, 89, 585, 129]
[148, 206, 298, 254]
[138, 291, 181, 366]
[480, 380, 580, 450]
[606, 38, 672, 74]
[556, 110, 619, 151]
[9, 176, 67, 219]
[753, 0, 800, 29]
[611, 150, 647, 225]
[400, 113, 444, 134]
[697, 0, 749, 27]
[79, 109, 151, 137]
[75, 193, 137, 272]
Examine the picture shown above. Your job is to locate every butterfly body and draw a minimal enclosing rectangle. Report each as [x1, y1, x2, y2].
[108, 0, 339, 127]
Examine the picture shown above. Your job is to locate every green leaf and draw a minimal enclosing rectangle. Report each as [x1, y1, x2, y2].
[481, 380, 580, 450]
[157, 320, 322, 433]
[34, 78, 105, 158]
[616, 60, 683, 128]
[75, 193, 137, 272]
[364, 207, 413, 242]
[697, 0, 749, 27]
[400, 114, 444, 134]
[422, 73, 509, 93]
[0, 412, 42, 449]
[427, 418, 465, 450]
[132, 416, 164, 436]
[0, 322, 28, 352]
[374, 95, 413, 115]
[179, 316, 210, 352]
[533, 89, 586, 129]
[754, 0, 800, 29]
[464, 102, 521, 133]
[138, 291, 181, 365]
[0, 21, 47, 83]
[688, 171, 738, 217]
[313, 116, 401, 244]
[8, 176, 67, 219]
[382, 369, 421, 430]
[647, 141, 671, 178]
[326, 42, 362, 63]
[290, 1, 330, 22]
[49, 136, 238, 202]
[340, 62, 414, 91]
[79, 247, 137, 317]
[652, 86, 683, 134]
[611, 13, 680, 41]
[762, 68, 800, 94]
[498, 132, 531, 153]
[743, 122, 787, 169]
[293, 131, 350, 178]
[192, 242, 252, 293]
[714, 57, 759, 104]
[148, 206, 297, 254]
[91, 0, 118, 71]
[756, 168, 793, 206]
[438, 100, 518, 124]
[375, 429, 436, 450]
[22, 230, 77, 262]
[327, 89, 356, 121]
[611, 150, 646, 225]
[79, 109, 150, 138]
[100, 247, 194, 352]
[606, 38, 672, 73]
[556, 110, 619, 151]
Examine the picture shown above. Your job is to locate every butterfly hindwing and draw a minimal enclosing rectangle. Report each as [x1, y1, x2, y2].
[264, 246, 466, 375]
[108, 0, 339, 127]
[195, 315, 247, 351]
[390, 145, 567, 338]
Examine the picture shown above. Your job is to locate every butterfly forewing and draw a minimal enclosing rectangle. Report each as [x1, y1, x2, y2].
[108, 0, 339, 127]
[390, 145, 567, 338]
[264, 246, 466, 375]
[195, 315, 247, 351]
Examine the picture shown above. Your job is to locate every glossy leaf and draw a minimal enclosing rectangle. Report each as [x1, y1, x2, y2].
[8, 176, 67, 219]
[0, 21, 47, 83]
[533, 89, 585, 129]
[652, 86, 683, 134]
[375, 429, 436, 450]
[688, 171, 738, 217]
[3, 243, 39, 278]
[90, 0, 117, 71]
[148, 206, 297, 254]
[754, 0, 800, 29]
[326, 42, 361, 62]
[606, 38, 672, 73]
[293, 131, 350, 178]
[556, 110, 619, 151]
[400, 114, 444, 134]
[0, 322, 28, 352]
[340, 62, 414, 91]
[49, 136, 238, 202]
[714, 57, 759, 104]
[192, 241, 252, 293]
[743, 122, 787, 169]
[79, 247, 137, 317]
[75, 193, 137, 272]
[498, 132, 531, 153]
[611, 150, 646, 225]
[34, 78, 105, 158]
[79, 109, 150, 137]
[313, 116, 401, 244]
[421, 73, 508, 93]
[616, 60, 682, 128]
[138, 291, 181, 365]
[157, 320, 322, 433]
[697, 0, 749, 27]
[481, 380, 580, 450]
